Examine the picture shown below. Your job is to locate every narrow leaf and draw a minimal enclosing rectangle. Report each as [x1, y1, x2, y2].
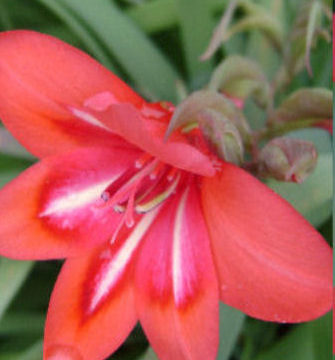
[139, 347, 158, 360]
[0, 312, 44, 335]
[255, 325, 314, 360]
[35, 0, 118, 72]
[0, 258, 34, 320]
[222, 14, 284, 52]
[57, 0, 180, 102]
[17, 340, 43, 360]
[0, 129, 34, 160]
[127, 0, 227, 33]
[310, 312, 332, 360]
[177, 0, 215, 83]
[218, 303, 245, 360]
[305, 0, 322, 76]
[200, 0, 238, 61]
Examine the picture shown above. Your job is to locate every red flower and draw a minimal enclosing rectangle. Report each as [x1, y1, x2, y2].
[0, 31, 332, 360]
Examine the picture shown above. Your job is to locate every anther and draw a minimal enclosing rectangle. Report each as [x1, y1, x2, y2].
[135, 153, 152, 169]
[101, 191, 110, 202]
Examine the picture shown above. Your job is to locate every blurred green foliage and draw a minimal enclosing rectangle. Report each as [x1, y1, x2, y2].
[0, 0, 332, 359]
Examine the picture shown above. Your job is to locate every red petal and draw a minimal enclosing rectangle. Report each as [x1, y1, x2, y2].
[0, 147, 139, 260]
[44, 243, 138, 360]
[0, 30, 143, 158]
[201, 162, 332, 322]
[85, 103, 215, 176]
[135, 185, 219, 360]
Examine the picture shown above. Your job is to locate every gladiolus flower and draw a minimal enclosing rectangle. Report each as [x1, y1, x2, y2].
[0, 31, 332, 360]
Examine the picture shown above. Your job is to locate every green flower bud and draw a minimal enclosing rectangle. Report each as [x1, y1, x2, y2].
[258, 137, 317, 183]
[165, 90, 250, 142]
[198, 109, 244, 165]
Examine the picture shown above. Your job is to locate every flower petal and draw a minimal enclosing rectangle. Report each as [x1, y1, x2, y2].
[84, 103, 215, 176]
[135, 185, 219, 360]
[0, 147, 139, 260]
[44, 243, 137, 360]
[201, 162, 332, 322]
[0, 30, 143, 157]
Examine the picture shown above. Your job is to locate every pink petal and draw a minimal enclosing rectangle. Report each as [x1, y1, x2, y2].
[84, 103, 215, 176]
[135, 185, 219, 360]
[0, 147, 139, 260]
[0, 30, 143, 158]
[201, 162, 332, 322]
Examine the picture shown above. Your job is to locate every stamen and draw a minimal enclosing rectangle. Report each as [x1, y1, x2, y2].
[110, 216, 126, 244]
[167, 168, 178, 182]
[99, 159, 158, 209]
[135, 153, 153, 169]
[124, 187, 136, 228]
[149, 163, 166, 180]
[136, 173, 181, 213]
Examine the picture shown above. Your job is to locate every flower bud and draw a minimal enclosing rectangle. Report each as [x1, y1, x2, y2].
[165, 90, 250, 141]
[269, 88, 332, 125]
[208, 55, 271, 109]
[198, 109, 244, 165]
[258, 137, 317, 183]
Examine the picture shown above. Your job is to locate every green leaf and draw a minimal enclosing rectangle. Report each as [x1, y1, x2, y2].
[310, 312, 332, 360]
[200, 0, 238, 62]
[222, 13, 284, 52]
[267, 129, 332, 227]
[35, 0, 118, 72]
[127, 0, 227, 33]
[176, 0, 215, 84]
[255, 324, 314, 360]
[255, 313, 332, 360]
[0, 312, 44, 335]
[0, 171, 21, 187]
[0, 340, 43, 360]
[0, 1, 13, 29]
[0, 258, 34, 320]
[218, 303, 245, 360]
[57, 0, 180, 102]
[138, 347, 158, 360]
[0, 129, 34, 160]
[16, 340, 43, 360]
[305, 0, 322, 76]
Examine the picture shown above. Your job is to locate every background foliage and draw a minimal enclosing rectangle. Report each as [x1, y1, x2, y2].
[0, 0, 332, 359]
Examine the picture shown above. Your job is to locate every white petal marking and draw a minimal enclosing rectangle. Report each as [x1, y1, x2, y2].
[172, 187, 194, 306]
[89, 207, 160, 312]
[69, 107, 112, 131]
[40, 179, 115, 217]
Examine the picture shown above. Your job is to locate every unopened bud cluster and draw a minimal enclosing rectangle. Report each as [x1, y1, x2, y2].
[258, 137, 317, 183]
[166, 90, 250, 166]
[166, 87, 322, 184]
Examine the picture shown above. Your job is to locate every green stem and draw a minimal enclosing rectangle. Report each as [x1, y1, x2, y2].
[255, 119, 316, 141]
